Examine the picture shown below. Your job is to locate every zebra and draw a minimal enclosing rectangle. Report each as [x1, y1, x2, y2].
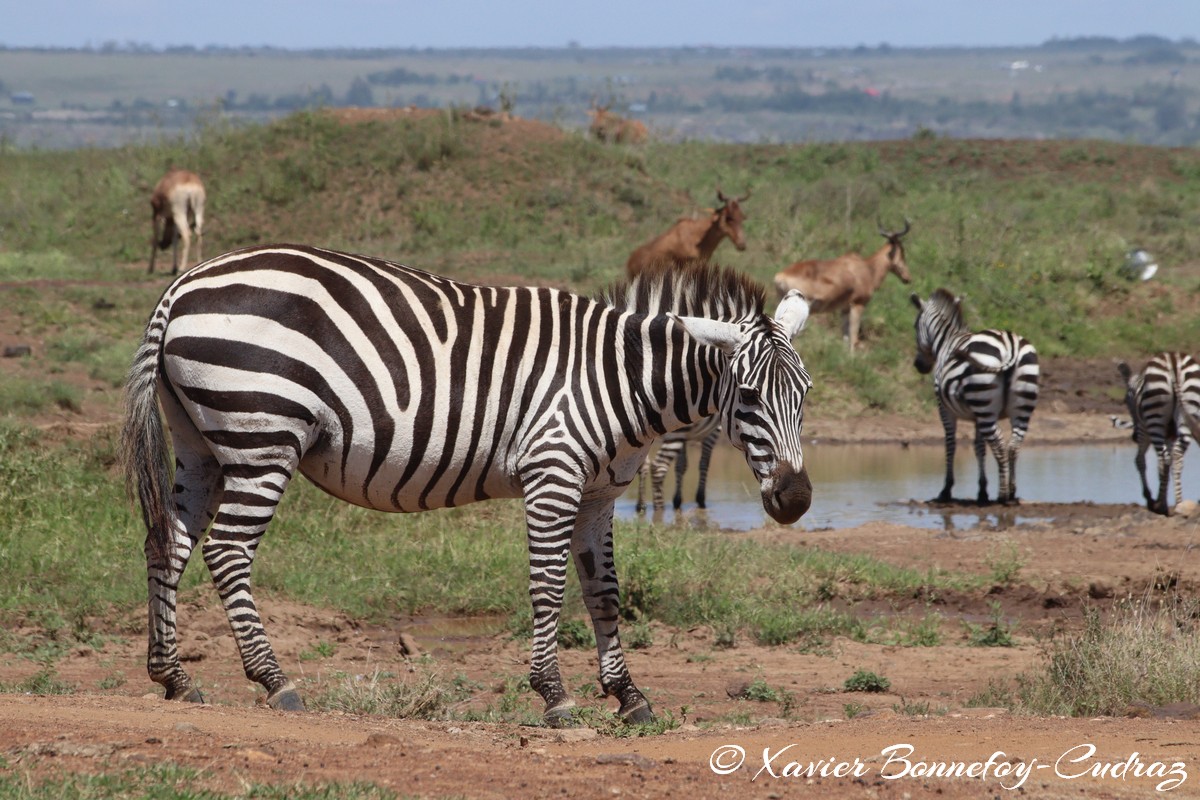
[910, 289, 1039, 505]
[121, 244, 814, 724]
[1116, 352, 1200, 515]
[635, 417, 721, 513]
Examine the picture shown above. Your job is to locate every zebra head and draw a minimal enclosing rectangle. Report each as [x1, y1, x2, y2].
[676, 290, 814, 524]
[910, 289, 962, 374]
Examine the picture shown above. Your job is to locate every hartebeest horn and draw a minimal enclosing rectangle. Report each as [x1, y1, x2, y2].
[878, 217, 912, 239]
[737, 188, 752, 202]
[716, 187, 728, 204]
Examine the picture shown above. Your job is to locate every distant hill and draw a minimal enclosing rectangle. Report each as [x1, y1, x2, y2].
[0, 38, 1196, 149]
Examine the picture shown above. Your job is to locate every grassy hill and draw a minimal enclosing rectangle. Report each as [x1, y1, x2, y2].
[2, 108, 1199, 421]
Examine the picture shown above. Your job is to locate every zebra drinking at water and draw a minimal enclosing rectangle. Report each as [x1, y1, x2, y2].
[121, 245, 814, 724]
[910, 289, 1040, 505]
[1116, 352, 1200, 515]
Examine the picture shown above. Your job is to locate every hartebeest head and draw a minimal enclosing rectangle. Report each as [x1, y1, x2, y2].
[878, 218, 912, 284]
[715, 188, 751, 251]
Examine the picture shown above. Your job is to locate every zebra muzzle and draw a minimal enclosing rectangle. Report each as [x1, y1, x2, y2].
[762, 463, 812, 524]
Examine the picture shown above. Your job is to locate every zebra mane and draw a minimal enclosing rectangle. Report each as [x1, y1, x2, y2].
[927, 287, 965, 328]
[602, 262, 765, 322]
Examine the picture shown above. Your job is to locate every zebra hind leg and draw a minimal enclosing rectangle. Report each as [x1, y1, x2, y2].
[1152, 444, 1172, 516]
[147, 447, 222, 703]
[934, 402, 957, 503]
[202, 463, 305, 710]
[1171, 436, 1188, 508]
[695, 428, 719, 509]
[649, 444, 676, 513]
[571, 499, 654, 724]
[973, 430, 991, 505]
[671, 445, 688, 510]
[634, 463, 648, 514]
[1003, 427, 1029, 505]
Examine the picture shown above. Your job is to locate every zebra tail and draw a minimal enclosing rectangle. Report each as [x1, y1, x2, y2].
[119, 327, 176, 563]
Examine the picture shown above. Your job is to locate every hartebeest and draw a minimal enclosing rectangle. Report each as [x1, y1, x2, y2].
[773, 219, 912, 353]
[587, 102, 649, 145]
[625, 189, 750, 278]
[149, 169, 205, 275]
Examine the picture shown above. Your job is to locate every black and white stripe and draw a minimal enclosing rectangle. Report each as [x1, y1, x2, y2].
[635, 417, 721, 513]
[910, 288, 1040, 505]
[121, 245, 814, 723]
[1116, 352, 1200, 515]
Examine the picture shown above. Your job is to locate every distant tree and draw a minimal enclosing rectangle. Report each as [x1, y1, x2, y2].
[1125, 46, 1186, 65]
[344, 77, 375, 107]
[1155, 97, 1187, 132]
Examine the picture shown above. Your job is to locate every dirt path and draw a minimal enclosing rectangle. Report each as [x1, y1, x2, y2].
[4, 495, 1200, 797]
[2, 694, 1195, 798]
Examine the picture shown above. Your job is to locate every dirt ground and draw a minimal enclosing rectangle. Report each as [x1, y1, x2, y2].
[5, 396, 1200, 798]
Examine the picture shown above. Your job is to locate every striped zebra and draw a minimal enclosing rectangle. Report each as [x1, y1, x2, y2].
[635, 417, 721, 513]
[910, 289, 1040, 505]
[1116, 352, 1200, 515]
[121, 245, 814, 724]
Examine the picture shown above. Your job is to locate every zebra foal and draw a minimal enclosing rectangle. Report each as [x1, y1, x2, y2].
[910, 289, 1039, 505]
[1116, 352, 1200, 515]
[121, 245, 814, 723]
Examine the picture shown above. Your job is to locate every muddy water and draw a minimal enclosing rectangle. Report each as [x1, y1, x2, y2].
[618, 441, 1200, 531]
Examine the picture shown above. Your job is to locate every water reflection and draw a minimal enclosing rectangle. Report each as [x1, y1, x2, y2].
[617, 441, 1198, 532]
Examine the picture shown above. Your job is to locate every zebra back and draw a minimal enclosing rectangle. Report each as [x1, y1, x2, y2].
[1120, 352, 1200, 446]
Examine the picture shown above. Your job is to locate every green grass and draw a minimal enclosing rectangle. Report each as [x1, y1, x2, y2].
[0, 418, 980, 648]
[1015, 602, 1200, 716]
[2, 113, 1200, 423]
[0, 764, 409, 800]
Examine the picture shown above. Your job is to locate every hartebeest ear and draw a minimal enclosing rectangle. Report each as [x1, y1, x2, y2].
[775, 290, 809, 340]
[909, 293, 923, 311]
[674, 315, 745, 355]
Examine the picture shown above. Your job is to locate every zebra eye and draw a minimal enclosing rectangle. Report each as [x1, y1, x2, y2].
[738, 386, 760, 406]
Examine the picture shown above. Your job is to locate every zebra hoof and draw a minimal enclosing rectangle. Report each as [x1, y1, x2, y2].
[619, 700, 655, 725]
[166, 684, 206, 704]
[543, 705, 580, 728]
[267, 683, 306, 712]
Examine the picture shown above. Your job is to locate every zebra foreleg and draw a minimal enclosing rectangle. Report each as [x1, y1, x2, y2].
[523, 477, 582, 726]
[571, 498, 653, 724]
[202, 464, 304, 710]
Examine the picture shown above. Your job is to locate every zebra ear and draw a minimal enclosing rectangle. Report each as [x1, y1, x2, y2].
[775, 290, 809, 340]
[1117, 362, 1133, 384]
[909, 293, 923, 310]
[674, 316, 745, 354]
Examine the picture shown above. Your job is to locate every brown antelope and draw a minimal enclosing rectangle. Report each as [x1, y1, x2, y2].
[587, 102, 648, 145]
[149, 169, 206, 275]
[773, 219, 912, 353]
[625, 189, 750, 278]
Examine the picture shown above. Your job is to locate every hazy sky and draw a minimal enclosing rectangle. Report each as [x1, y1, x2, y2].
[4, 0, 1196, 50]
